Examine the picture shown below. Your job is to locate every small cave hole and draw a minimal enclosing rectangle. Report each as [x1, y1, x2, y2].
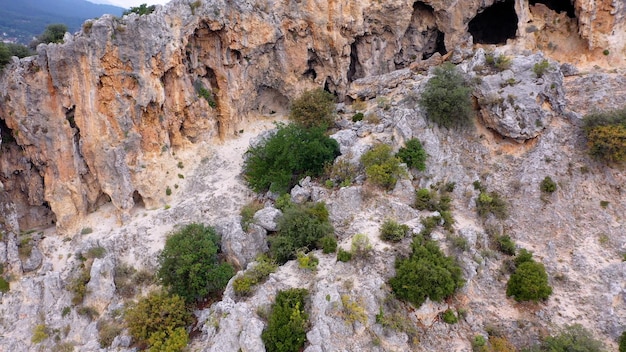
[64, 105, 77, 129]
[469, 0, 519, 45]
[0, 119, 16, 145]
[529, 0, 575, 18]
[132, 191, 145, 208]
[424, 30, 447, 59]
[304, 49, 319, 80]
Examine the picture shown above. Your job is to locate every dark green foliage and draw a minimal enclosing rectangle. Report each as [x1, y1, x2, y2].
[619, 331, 626, 352]
[533, 60, 550, 78]
[506, 251, 552, 302]
[123, 3, 156, 16]
[261, 288, 309, 352]
[527, 324, 606, 352]
[69, 265, 91, 305]
[396, 138, 427, 171]
[351, 112, 364, 122]
[194, 81, 217, 108]
[289, 88, 336, 129]
[540, 176, 557, 193]
[361, 144, 405, 190]
[390, 238, 464, 308]
[30, 24, 68, 49]
[476, 191, 508, 220]
[0, 276, 9, 293]
[380, 219, 410, 242]
[495, 235, 516, 256]
[337, 248, 352, 262]
[124, 292, 192, 350]
[240, 201, 263, 231]
[269, 202, 334, 264]
[244, 123, 340, 194]
[414, 188, 451, 213]
[0, 42, 32, 70]
[419, 216, 441, 236]
[232, 255, 277, 297]
[318, 235, 338, 254]
[420, 62, 473, 128]
[442, 309, 458, 324]
[582, 107, 626, 163]
[157, 223, 235, 303]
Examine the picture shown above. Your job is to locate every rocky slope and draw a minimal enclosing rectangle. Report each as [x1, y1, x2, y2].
[0, 0, 625, 351]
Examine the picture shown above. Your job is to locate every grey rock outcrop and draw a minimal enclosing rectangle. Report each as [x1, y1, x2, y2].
[215, 216, 268, 269]
[253, 206, 282, 232]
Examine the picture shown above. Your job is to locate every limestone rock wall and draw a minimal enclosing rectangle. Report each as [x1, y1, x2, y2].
[0, 0, 624, 234]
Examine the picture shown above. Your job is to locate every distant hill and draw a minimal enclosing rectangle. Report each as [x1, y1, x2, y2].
[0, 0, 125, 44]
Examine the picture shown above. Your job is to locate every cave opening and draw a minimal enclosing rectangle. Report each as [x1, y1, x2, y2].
[65, 105, 77, 129]
[0, 118, 16, 146]
[347, 41, 364, 82]
[424, 30, 447, 59]
[132, 191, 145, 208]
[468, 0, 518, 45]
[304, 49, 319, 80]
[529, 0, 575, 18]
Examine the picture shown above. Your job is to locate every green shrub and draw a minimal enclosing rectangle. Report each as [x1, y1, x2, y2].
[533, 60, 550, 78]
[528, 324, 606, 352]
[0, 277, 9, 293]
[194, 81, 217, 108]
[506, 254, 552, 302]
[80, 227, 93, 235]
[476, 191, 508, 220]
[123, 3, 156, 16]
[352, 112, 364, 122]
[361, 144, 405, 190]
[380, 219, 410, 242]
[269, 202, 334, 264]
[473, 335, 487, 352]
[157, 223, 234, 303]
[124, 292, 192, 350]
[420, 62, 473, 128]
[0, 42, 33, 71]
[69, 265, 91, 305]
[540, 176, 557, 193]
[619, 331, 626, 352]
[261, 288, 309, 352]
[244, 123, 340, 194]
[582, 107, 626, 163]
[442, 309, 458, 324]
[485, 53, 512, 71]
[419, 216, 441, 236]
[29, 24, 67, 49]
[147, 327, 188, 352]
[495, 235, 516, 256]
[240, 200, 264, 231]
[337, 248, 352, 262]
[232, 255, 277, 297]
[165, 186, 172, 196]
[351, 233, 373, 259]
[31, 324, 49, 343]
[396, 138, 427, 171]
[326, 159, 358, 188]
[97, 319, 123, 348]
[274, 193, 293, 211]
[85, 246, 106, 259]
[297, 252, 319, 270]
[514, 248, 534, 267]
[389, 238, 464, 307]
[414, 187, 451, 212]
[290, 88, 336, 128]
[340, 295, 367, 324]
[318, 235, 338, 254]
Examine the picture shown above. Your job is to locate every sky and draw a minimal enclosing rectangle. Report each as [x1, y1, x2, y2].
[87, 0, 170, 8]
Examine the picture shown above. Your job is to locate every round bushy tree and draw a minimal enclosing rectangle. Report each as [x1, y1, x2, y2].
[583, 107, 626, 163]
[262, 288, 309, 352]
[538, 324, 606, 352]
[361, 144, 405, 190]
[243, 123, 340, 194]
[506, 260, 552, 302]
[396, 138, 427, 171]
[390, 239, 464, 307]
[157, 223, 234, 303]
[124, 291, 192, 350]
[420, 62, 473, 128]
[289, 88, 336, 128]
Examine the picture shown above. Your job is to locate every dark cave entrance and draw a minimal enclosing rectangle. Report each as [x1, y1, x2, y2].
[469, 0, 518, 44]
[0, 118, 16, 146]
[347, 41, 364, 83]
[132, 191, 145, 208]
[529, 0, 575, 18]
[424, 30, 447, 60]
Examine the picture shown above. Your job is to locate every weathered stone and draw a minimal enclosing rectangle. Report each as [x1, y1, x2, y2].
[215, 216, 268, 269]
[252, 206, 282, 232]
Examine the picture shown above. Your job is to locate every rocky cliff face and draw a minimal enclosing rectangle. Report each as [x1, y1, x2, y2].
[0, 0, 624, 236]
[0, 0, 625, 349]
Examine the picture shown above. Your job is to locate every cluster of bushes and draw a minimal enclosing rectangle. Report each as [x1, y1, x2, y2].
[243, 123, 340, 194]
[540, 176, 557, 194]
[420, 62, 473, 128]
[124, 291, 191, 351]
[261, 288, 310, 352]
[506, 249, 552, 302]
[157, 223, 234, 303]
[269, 202, 335, 264]
[232, 255, 277, 297]
[485, 53, 512, 72]
[583, 107, 626, 163]
[324, 159, 358, 188]
[414, 183, 455, 231]
[360, 144, 405, 190]
[389, 237, 464, 307]
[123, 3, 156, 16]
[289, 88, 336, 129]
[29, 24, 67, 50]
[396, 138, 427, 171]
[380, 219, 410, 242]
[474, 181, 508, 220]
[524, 324, 606, 352]
[0, 42, 32, 71]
